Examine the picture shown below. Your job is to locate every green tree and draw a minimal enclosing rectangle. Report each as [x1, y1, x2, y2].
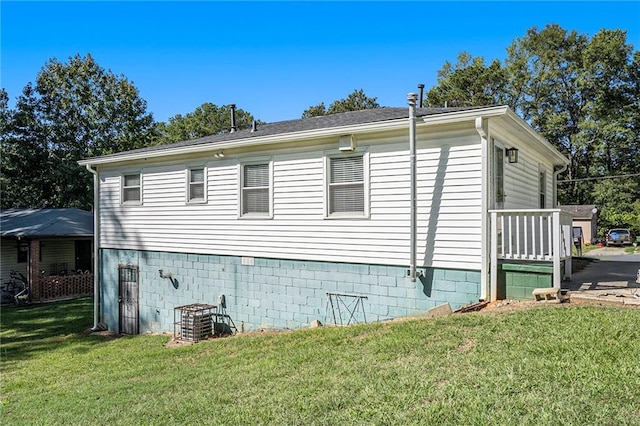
[592, 177, 640, 235]
[302, 89, 380, 118]
[156, 103, 256, 144]
[425, 52, 508, 108]
[1, 85, 55, 208]
[1, 54, 157, 209]
[504, 26, 638, 206]
[425, 25, 639, 220]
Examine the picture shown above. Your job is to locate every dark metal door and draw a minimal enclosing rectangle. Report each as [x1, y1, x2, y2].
[75, 240, 92, 272]
[118, 265, 139, 335]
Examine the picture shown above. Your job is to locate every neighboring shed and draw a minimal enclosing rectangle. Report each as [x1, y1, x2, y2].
[559, 205, 598, 244]
[79, 103, 571, 335]
[1, 208, 94, 301]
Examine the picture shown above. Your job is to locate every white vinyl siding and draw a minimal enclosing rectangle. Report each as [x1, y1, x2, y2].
[40, 239, 75, 274]
[98, 129, 485, 270]
[122, 173, 141, 204]
[1, 239, 27, 280]
[327, 155, 366, 217]
[490, 123, 558, 210]
[187, 167, 206, 203]
[240, 163, 271, 217]
[0, 238, 77, 280]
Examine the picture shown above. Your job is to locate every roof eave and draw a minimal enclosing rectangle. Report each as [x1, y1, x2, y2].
[502, 108, 570, 166]
[78, 119, 414, 167]
[78, 107, 506, 167]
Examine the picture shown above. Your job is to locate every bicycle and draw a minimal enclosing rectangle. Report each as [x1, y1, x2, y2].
[1, 270, 29, 305]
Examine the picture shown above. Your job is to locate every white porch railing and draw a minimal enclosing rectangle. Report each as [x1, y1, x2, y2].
[489, 209, 573, 299]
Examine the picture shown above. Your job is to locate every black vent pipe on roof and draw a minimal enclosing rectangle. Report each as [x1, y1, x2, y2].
[417, 84, 424, 108]
[230, 104, 236, 133]
[251, 120, 257, 132]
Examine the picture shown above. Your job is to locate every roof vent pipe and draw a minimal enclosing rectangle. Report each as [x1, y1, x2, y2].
[230, 104, 237, 133]
[251, 120, 257, 132]
[417, 84, 424, 108]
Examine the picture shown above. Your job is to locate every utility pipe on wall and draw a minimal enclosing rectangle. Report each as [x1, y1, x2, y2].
[408, 93, 418, 282]
[85, 164, 101, 330]
[474, 117, 489, 301]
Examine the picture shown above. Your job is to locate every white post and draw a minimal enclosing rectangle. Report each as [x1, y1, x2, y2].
[490, 211, 498, 301]
[552, 210, 561, 288]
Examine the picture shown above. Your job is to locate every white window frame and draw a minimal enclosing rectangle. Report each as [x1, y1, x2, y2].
[239, 160, 273, 218]
[491, 139, 505, 209]
[121, 172, 142, 205]
[324, 151, 369, 219]
[186, 166, 207, 204]
[539, 166, 547, 209]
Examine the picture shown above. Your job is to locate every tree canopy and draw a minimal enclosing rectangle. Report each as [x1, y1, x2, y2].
[302, 89, 380, 118]
[1, 54, 157, 209]
[425, 25, 639, 233]
[155, 103, 257, 145]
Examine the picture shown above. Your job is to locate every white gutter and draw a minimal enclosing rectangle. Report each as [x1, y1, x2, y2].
[408, 93, 417, 282]
[85, 164, 101, 331]
[475, 117, 489, 301]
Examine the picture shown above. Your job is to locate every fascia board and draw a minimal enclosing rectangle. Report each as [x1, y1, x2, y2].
[502, 109, 570, 165]
[420, 105, 509, 125]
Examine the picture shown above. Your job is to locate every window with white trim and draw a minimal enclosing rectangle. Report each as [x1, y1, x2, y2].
[492, 142, 505, 207]
[122, 173, 141, 204]
[328, 155, 365, 216]
[188, 167, 206, 203]
[539, 169, 547, 208]
[241, 163, 271, 216]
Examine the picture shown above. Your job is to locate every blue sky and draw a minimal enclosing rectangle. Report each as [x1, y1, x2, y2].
[2, 1, 639, 124]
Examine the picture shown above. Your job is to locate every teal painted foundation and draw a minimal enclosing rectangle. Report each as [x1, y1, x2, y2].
[499, 262, 554, 300]
[100, 249, 481, 334]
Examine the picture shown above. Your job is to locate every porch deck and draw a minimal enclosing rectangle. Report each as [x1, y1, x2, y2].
[490, 209, 573, 300]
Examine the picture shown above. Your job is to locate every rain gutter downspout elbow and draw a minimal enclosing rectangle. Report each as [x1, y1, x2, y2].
[85, 164, 101, 331]
[408, 93, 418, 282]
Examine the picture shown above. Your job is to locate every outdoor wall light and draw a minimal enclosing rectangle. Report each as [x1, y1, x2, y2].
[214, 151, 225, 159]
[506, 147, 519, 163]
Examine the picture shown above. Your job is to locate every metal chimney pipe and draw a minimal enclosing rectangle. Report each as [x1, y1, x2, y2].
[417, 84, 424, 108]
[407, 93, 418, 282]
[251, 120, 257, 132]
[230, 104, 237, 133]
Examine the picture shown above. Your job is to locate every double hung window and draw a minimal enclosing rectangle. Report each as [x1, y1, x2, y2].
[241, 163, 271, 216]
[327, 155, 366, 217]
[188, 167, 206, 203]
[122, 173, 141, 204]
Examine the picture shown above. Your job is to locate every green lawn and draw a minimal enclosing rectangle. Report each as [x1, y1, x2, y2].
[2, 298, 640, 425]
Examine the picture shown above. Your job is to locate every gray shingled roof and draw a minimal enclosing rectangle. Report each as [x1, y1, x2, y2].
[87, 106, 490, 162]
[559, 205, 598, 219]
[1, 208, 94, 238]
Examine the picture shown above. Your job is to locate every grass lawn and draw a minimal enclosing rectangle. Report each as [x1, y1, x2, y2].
[2, 298, 640, 425]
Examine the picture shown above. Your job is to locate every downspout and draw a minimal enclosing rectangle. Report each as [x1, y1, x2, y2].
[85, 164, 101, 331]
[553, 164, 568, 206]
[475, 117, 489, 301]
[408, 93, 417, 282]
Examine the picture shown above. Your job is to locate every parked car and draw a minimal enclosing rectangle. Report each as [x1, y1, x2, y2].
[605, 228, 634, 246]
